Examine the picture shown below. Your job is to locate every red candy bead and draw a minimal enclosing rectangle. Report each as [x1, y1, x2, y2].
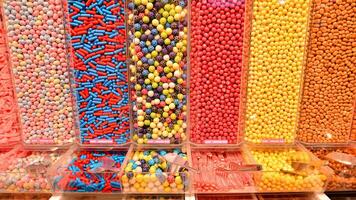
[189, 0, 246, 144]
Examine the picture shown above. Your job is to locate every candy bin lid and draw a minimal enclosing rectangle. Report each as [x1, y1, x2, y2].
[48, 144, 132, 194]
[244, 143, 334, 193]
[119, 144, 191, 194]
[0, 146, 64, 193]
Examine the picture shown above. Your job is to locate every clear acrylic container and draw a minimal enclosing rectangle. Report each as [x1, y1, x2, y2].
[245, 144, 333, 193]
[243, 0, 312, 144]
[307, 144, 356, 191]
[0, 147, 63, 193]
[49, 145, 131, 193]
[190, 145, 257, 193]
[127, 0, 189, 145]
[1, 0, 76, 147]
[62, 0, 131, 147]
[188, 0, 252, 145]
[0, 7, 21, 148]
[297, 0, 356, 144]
[120, 145, 191, 193]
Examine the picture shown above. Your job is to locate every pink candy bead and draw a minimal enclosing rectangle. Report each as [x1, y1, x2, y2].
[3, 0, 75, 145]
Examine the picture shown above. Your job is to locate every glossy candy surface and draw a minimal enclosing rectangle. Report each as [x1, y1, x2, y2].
[298, 0, 356, 144]
[128, 0, 188, 144]
[244, 0, 310, 144]
[3, 0, 75, 145]
[122, 149, 189, 193]
[53, 151, 126, 192]
[67, 0, 130, 145]
[189, 0, 246, 144]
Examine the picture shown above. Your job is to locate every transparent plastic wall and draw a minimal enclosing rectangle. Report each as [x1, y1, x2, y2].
[0, 148, 63, 193]
[65, 0, 130, 146]
[121, 146, 190, 193]
[189, 0, 250, 144]
[50, 146, 128, 193]
[298, 0, 356, 144]
[2, 0, 75, 146]
[307, 145, 356, 191]
[0, 10, 20, 147]
[128, 0, 189, 144]
[246, 144, 332, 193]
[244, 0, 311, 144]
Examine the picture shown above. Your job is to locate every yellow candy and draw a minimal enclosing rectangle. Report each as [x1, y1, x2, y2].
[245, 0, 310, 144]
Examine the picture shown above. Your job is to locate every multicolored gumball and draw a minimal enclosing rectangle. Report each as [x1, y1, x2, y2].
[128, 0, 188, 144]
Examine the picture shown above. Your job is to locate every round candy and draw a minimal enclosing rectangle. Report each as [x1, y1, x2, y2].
[122, 149, 188, 193]
[0, 150, 61, 193]
[244, 0, 311, 144]
[3, 0, 75, 145]
[128, 0, 188, 144]
[297, 0, 356, 144]
[189, 0, 246, 144]
[251, 149, 327, 192]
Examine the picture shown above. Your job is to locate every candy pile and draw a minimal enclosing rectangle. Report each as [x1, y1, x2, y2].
[122, 149, 189, 193]
[0, 10, 21, 146]
[0, 151, 61, 193]
[244, 0, 310, 144]
[53, 151, 126, 192]
[128, 0, 188, 144]
[192, 150, 254, 192]
[309, 147, 356, 191]
[67, 0, 130, 145]
[189, 0, 246, 144]
[250, 148, 327, 192]
[298, 0, 356, 143]
[3, 0, 75, 145]
[352, 110, 356, 141]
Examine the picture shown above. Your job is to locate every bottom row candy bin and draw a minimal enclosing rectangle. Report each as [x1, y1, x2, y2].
[120, 146, 190, 193]
[0, 148, 62, 193]
[307, 145, 356, 191]
[190, 146, 257, 193]
[245, 144, 333, 193]
[49, 145, 130, 193]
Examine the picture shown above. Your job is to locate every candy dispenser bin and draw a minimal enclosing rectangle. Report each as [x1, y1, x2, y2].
[120, 145, 191, 193]
[0, 147, 63, 193]
[49, 145, 131, 193]
[0, 8, 21, 148]
[1, 0, 75, 147]
[188, 0, 252, 145]
[63, 0, 131, 147]
[245, 144, 333, 193]
[190, 145, 257, 193]
[306, 145, 356, 191]
[297, 0, 356, 144]
[243, 0, 311, 144]
[127, 0, 189, 145]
